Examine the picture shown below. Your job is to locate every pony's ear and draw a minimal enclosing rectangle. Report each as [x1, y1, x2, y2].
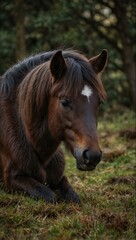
[50, 51, 67, 79]
[89, 49, 108, 74]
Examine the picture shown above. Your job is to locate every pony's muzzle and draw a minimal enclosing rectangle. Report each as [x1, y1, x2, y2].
[75, 149, 102, 171]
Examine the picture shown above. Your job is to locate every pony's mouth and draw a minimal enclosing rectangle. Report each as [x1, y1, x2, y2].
[73, 148, 98, 171]
[76, 161, 96, 171]
[73, 147, 102, 171]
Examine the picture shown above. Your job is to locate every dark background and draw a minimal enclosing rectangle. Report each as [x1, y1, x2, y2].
[0, 0, 135, 111]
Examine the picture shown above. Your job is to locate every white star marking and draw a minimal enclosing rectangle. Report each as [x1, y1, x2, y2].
[81, 85, 93, 102]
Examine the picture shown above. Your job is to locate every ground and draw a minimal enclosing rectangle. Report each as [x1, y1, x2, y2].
[0, 109, 135, 240]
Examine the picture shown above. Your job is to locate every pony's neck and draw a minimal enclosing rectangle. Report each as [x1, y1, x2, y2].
[23, 117, 61, 163]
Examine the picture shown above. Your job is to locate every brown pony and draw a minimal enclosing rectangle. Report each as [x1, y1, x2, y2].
[0, 49, 108, 203]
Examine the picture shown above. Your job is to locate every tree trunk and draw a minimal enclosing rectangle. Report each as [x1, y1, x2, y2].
[14, 0, 26, 61]
[121, 46, 136, 110]
[114, 0, 136, 110]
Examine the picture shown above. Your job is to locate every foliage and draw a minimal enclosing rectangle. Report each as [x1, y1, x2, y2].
[0, 0, 135, 108]
[0, 110, 135, 239]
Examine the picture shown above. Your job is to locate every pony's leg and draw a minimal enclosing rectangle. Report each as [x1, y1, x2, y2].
[46, 149, 80, 203]
[5, 169, 56, 203]
[57, 175, 81, 204]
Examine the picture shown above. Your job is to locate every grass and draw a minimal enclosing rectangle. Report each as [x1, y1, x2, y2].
[0, 109, 136, 240]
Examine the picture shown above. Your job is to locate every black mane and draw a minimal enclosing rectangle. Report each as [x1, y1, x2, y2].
[0, 51, 56, 97]
[0, 50, 106, 101]
[1, 50, 86, 97]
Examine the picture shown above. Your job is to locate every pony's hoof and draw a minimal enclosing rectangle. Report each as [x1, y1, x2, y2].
[62, 189, 81, 204]
[35, 186, 57, 204]
[44, 191, 57, 204]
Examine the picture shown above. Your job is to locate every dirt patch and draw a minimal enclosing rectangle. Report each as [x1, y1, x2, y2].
[103, 149, 125, 162]
[108, 176, 136, 185]
[100, 211, 129, 232]
[120, 129, 136, 139]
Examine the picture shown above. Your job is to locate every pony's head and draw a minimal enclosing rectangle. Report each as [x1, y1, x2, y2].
[48, 50, 108, 171]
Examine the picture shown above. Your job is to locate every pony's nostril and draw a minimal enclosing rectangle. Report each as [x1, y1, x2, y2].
[83, 150, 102, 164]
[83, 150, 90, 163]
[83, 150, 88, 159]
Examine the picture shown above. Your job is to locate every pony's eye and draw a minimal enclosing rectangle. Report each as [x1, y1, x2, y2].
[60, 99, 72, 110]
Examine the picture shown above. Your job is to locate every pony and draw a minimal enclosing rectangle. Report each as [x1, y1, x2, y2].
[0, 49, 108, 203]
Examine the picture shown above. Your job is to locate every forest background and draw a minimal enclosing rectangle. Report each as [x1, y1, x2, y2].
[0, 0, 136, 111]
